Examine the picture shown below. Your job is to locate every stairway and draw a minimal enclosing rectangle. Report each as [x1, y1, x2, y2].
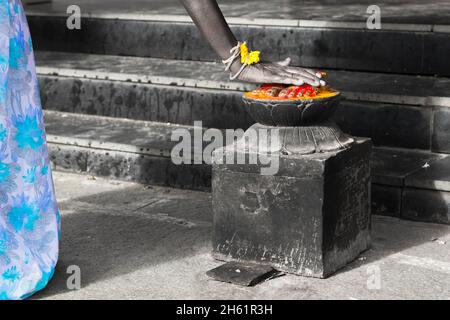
[26, 3, 450, 224]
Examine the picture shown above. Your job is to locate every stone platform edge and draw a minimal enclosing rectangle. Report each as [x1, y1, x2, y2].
[26, 11, 450, 33]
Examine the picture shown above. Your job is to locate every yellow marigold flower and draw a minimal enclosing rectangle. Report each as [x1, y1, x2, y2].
[239, 42, 261, 65]
[240, 42, 249, 64]
[247, 51, 260, 65]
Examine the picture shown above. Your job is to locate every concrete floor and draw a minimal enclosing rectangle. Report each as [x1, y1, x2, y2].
[26, 0, 450, 24]
[33, 171, 450, 300]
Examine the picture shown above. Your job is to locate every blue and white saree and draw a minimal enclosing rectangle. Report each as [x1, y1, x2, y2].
[0, 0, 59, 299]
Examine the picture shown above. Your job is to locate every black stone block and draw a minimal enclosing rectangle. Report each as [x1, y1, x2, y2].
[212, 139, 372, 278]
[402, 188, 450, 224]
[206, 261, 279, 286]
[49, 144, 211, 191]
[334, 100, 431, 150]
[39, 76, 253, 130]
[405, 156, 450, 192]
[371, 148, 443, 186]
[371, 184, 401, 217]
[423, 32, 450, 77]
[48, 144, 88, 173]
[432, 107, 450, 154]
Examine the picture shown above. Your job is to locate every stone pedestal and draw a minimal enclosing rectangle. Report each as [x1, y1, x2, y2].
[212, 124, 372, 278]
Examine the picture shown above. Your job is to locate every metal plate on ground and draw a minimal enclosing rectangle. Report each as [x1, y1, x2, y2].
[206, 261, 281, 287]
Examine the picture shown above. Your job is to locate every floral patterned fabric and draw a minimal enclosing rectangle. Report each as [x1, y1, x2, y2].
[0, 0, 59, 299]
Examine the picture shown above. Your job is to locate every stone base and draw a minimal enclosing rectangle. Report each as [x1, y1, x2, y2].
[212, 137, 372, 278]
[237, 122, 355, 155]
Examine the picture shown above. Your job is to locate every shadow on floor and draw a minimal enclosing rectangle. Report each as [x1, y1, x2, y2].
[33, 184, 212, 299]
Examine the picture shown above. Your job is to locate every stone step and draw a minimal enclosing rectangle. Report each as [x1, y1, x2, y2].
[26, 9, 450, 77]
[37, 51, 450, 153]
[44, 110, 213, 191]
[371, 148, 450, 224]
[45, 110, 450, 224]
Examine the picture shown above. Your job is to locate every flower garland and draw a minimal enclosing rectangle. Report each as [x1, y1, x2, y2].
[240, 42, 260, 66]
[222, 41, 260, 80]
